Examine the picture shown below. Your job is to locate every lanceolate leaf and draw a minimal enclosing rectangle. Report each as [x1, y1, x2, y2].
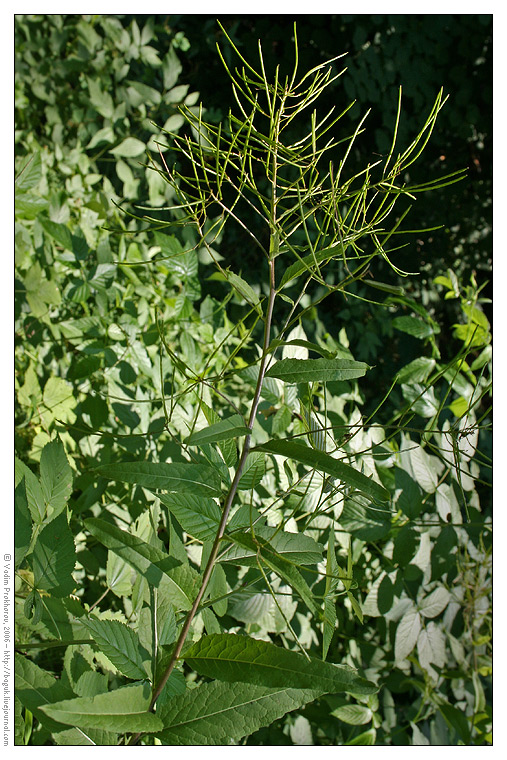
[224, 530, 320, 617]
[279, 243, 343, 287]
[85, 517, 177, 587]
[15, 478, 32, 568]
[15, 653, 76, 735]
[85, 518, 199, 611]
[182, 634, 377, 695]
[265, 357, 370, 384]
[32, 512, 76, 596]
[221, 525, 323, 566]
[155, 680, 324, 745]
[86, 518, 199, 610]
[15, 456, 45, 524]
[95, 461, 222, 497]
[39, 439, 73, 521]
[81, 616, 149, 680]
[40, 683, 163, 733]
[186, 414, 250, 446]
[254, 439, 390, 503]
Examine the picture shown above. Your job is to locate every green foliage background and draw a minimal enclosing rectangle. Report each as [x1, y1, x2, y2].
[14, 14, 491, 746]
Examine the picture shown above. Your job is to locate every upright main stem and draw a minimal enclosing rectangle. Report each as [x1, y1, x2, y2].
[129, 105, 282, 746]
[128, 258, 277, 746]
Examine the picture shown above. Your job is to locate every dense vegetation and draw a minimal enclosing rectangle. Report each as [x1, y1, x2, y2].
[14, 15, 491, 746]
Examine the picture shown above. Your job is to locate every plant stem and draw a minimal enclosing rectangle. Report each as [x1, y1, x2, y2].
[128, 257, 277, 746]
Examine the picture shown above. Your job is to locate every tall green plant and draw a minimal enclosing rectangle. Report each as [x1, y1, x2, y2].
[15, 22, 490, 746]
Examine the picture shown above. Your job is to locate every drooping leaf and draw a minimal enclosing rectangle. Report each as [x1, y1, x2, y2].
[39, 439, 73, 521]
[221, 525, 323, 566]
[417, 622, 446, 679]
[15, 478, 32, 568]
[40, 683, 163, 733]
[392, 315, 434, 339]
[81, 616, 149, 680]
[395, 605, 421, 662]
[183, 634, 377, 694]
[85, 518, 196, 609]
[265, 358, 370, 384]
[157, 492, 222, 542]
[15, 653, 76, 735]
[394, 468, 424, 518]
[155, 680, 323, 745]
[106, 550, 133, 598]
[15, 456, 45, 524]
[253, 439, 389, 503]
[279, 243, 343, 287]
[224, 530, 320, 617]
[323, 530, 339, 659]
[95, 461, 222, 497]
[186, 414, 250, 446]
[32, 512, 76, 596]
[339, 495, 392, 541]
[237, 451, 265, 490]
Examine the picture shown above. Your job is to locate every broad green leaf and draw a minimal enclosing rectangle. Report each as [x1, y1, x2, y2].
[221, 526, 323, 566]
[85, 518, 196, 609]
[40, 683, 163, 733]
[395, 605, 421, 662]
[15, 653, 76, 735]
[106, 550, 133, 598]
[95, 461, 222, 497]
[396, 357, 436, 384]
[15, 456, 45, 524]
[392, 524, 418, 566]
[39, 439, 73, 521]
[53, 726, 117, 746]
[183, 634, 376, 695]
[394, 468, 424, 518]
[157, 492, 222, 542]
[229, 586, 296, 632]
[38, 217, 73, 251]
[186, 414, 250, 445]
[15, 478, 32, 568]
[254, 439, 390, 503]
[42, 377, 76, 425]
[155, 680, 323, 745]
[392, 315, 434, 339]
[332, 704, 373, 725]
[411, 722, 431, 745]
[438, 700, 472, 744]
[32, 512, 76, 596]
[345, 727, 377, 745]
[266, 357, 369, 384]
[237, 451, 265, 490]
[81, 616, 149, 680]
[110, 137, 146, 157]
[15, 151, 42, 191]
